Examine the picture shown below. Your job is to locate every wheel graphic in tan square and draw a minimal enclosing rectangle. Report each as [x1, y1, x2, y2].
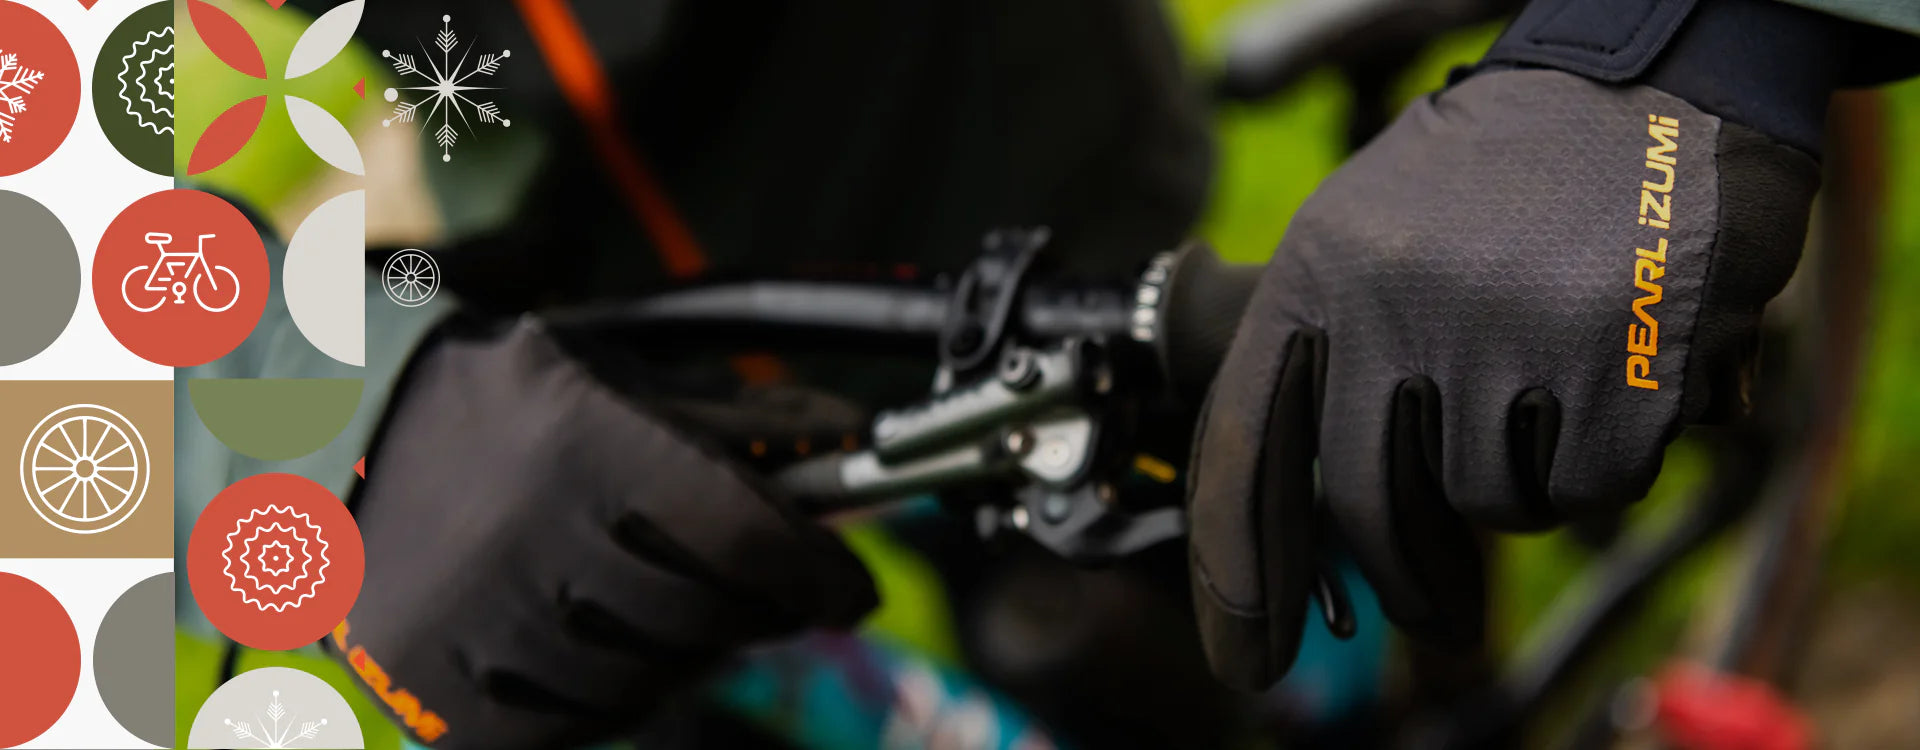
[19, 404, 150, 534]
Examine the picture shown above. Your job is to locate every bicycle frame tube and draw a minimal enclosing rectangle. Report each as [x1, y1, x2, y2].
[143, 238, 217, 293]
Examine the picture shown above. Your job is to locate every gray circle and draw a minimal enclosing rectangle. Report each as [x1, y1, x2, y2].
[0, 191, 80, 365]
[94, 572, 174, 746]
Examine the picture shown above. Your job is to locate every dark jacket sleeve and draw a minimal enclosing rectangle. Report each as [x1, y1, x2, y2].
[1772, 0, 1920, 38]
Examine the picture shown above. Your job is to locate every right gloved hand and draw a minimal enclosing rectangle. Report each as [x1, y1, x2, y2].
[333, 317, 876, 749]
[1185, 67, 1819, 689]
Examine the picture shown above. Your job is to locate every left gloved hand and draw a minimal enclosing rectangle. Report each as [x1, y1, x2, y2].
[333, 316, 877, 748]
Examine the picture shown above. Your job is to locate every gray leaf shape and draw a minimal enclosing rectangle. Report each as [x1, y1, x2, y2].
[285, 95, 363, 175]
[284, 0, 363, 80]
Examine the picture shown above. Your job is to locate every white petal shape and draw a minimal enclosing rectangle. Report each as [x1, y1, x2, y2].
[284, 0, 364, 80]
[285, 95, 365, 175]
[284, 190, 367, 367]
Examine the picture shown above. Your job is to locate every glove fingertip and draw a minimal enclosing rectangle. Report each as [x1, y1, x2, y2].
[1190, 556, 1302, 692]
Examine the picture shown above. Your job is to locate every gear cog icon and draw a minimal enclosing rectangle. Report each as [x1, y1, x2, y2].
[221, 505, 331, 612]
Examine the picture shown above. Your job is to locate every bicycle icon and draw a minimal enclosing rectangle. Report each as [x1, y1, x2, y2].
[120, 232, 242, 313]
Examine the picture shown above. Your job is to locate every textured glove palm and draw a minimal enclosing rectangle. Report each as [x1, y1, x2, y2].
[1187, 69, 1819, 688]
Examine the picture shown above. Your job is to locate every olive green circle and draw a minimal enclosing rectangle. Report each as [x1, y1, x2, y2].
[92, 1, 173, 176]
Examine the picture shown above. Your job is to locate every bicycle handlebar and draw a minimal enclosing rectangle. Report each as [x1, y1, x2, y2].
[559, 281, 1126, 344]
[547, 241, 1264, 398]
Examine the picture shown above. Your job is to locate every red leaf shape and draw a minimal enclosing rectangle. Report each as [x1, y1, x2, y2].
[188, 0, 265, 79]
[188, 96, 267, 175]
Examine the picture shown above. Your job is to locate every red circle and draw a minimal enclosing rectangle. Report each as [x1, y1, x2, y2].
[188, 473, 365, 651]
[93, 190, 269, 367]
[0, 2, 81, 176]
[0, 573, 81, 746]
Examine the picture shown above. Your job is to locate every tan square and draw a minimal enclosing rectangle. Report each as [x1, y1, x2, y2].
[1, 382, 171, 557]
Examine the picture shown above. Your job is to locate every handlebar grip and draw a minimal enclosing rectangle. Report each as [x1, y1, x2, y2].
[1151, 241, 1262, 402]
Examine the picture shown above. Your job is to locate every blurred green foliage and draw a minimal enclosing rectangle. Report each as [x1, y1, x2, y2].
[1835, 86, 1920, 586]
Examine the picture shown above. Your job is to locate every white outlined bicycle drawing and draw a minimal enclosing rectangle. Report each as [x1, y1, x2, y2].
[19, 404, 150, 535]
[121, 231, 242, 312]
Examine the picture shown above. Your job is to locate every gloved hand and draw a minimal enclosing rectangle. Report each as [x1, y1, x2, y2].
[333, 316, 877, 748]
[1186, 67, 1819, 688]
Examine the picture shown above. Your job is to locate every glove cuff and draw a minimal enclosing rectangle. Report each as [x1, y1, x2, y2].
[1474, 0, 1875, 158]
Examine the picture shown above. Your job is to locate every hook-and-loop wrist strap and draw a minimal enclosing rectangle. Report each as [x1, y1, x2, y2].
[1480, 0, 1699, 82]
[1473, 0, 1866, 157]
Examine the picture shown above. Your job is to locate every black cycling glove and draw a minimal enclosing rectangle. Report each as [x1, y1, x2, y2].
[334, 317, 876, 748]
[1186, 61, 1823, 687]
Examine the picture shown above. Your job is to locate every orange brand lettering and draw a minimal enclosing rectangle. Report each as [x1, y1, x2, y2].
[1627, 355, 1657, 389]
[337, 619, 451, 744]
[1627, 114, 1677, 391]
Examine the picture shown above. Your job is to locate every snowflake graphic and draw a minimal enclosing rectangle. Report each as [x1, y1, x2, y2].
[0, 49, 49, 144]
[224, 690, 330, 748]
[380, 14, 510, 162]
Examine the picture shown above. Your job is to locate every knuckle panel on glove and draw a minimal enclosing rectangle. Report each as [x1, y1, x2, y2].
[1678, 123, 1818, 423]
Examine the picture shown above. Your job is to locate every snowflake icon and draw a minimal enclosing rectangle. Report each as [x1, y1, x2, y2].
[380, 14, 510, 162]
[225, 690, 330, 748]
[222, 505, 331, 612]
[0, 48, 48, 144]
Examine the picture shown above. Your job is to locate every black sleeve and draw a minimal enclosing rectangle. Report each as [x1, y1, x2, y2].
[1475, 0, 1920, 158]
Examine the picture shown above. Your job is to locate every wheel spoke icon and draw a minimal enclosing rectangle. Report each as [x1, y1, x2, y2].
[20, 404, 150, 534]
[381, 249, 438, 307]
